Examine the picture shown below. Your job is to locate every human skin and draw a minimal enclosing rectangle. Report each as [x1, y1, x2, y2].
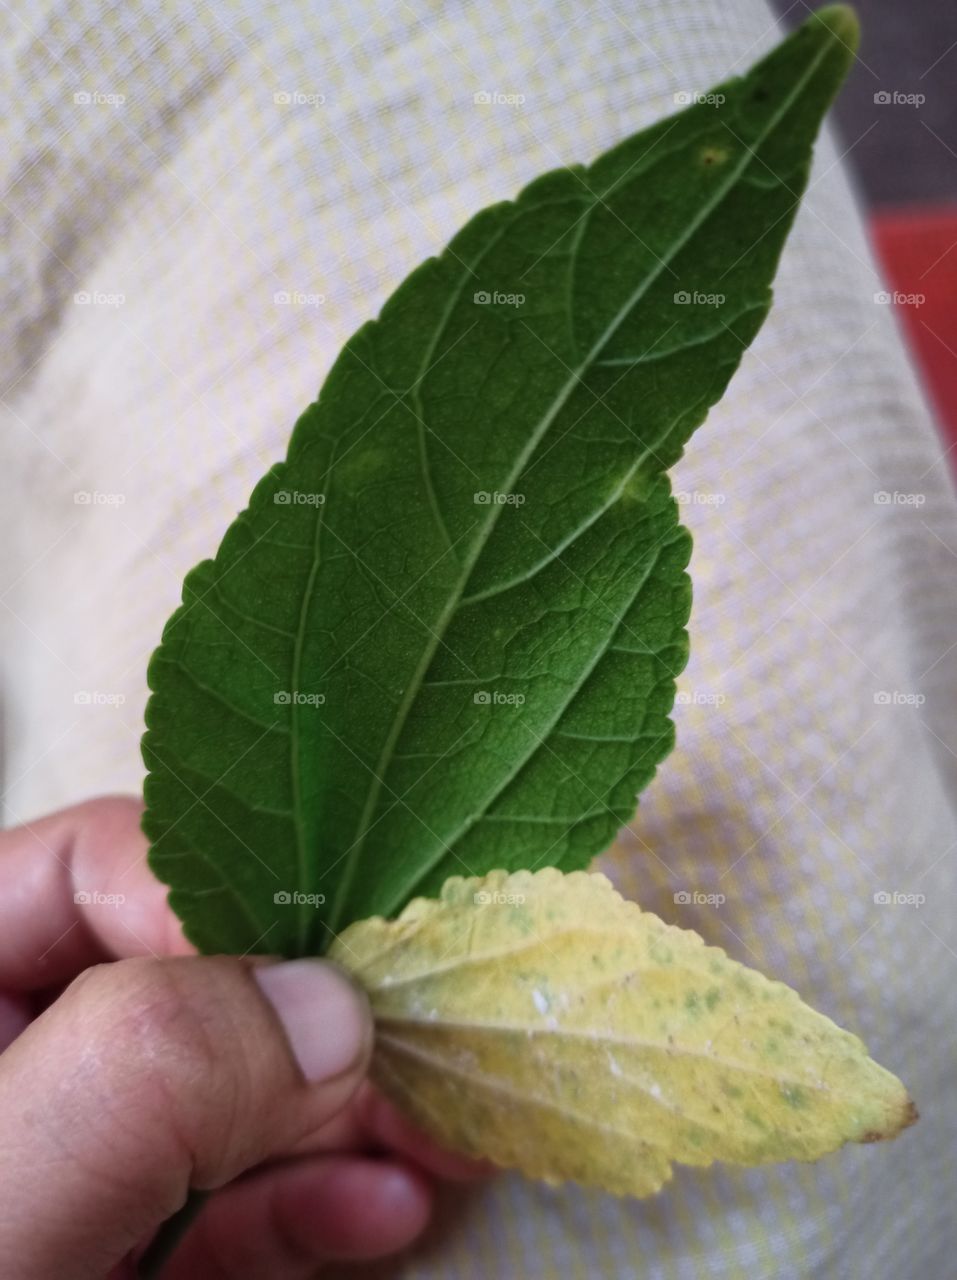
[0, 797, 489, 1279]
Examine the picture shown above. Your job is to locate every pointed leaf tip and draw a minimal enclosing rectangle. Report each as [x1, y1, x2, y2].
[813, 5, 860, 52]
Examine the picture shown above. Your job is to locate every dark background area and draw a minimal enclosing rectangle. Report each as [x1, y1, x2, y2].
[774, 0, 957, 207]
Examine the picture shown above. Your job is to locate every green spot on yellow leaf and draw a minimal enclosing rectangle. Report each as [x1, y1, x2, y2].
[781, 1085, 809, 1109]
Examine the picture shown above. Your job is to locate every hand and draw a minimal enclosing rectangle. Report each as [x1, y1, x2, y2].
[0, 798, 488, 1279]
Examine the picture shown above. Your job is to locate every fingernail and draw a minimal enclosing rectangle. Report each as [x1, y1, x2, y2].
[255, 960, 371, 1084]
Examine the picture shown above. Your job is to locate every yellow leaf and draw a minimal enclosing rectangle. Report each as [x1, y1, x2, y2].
[330, 869, 917, 1197]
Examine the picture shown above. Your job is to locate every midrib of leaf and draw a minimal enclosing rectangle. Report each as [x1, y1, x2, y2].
[290, 485, 329, 951]
[382, 526, 682, 915]
[376, 1020, 840, 1095]
[375, 1040, 681, 1153]
[454, 363, 727, 613]
[376, 1031, 825, 1156]
[457, 391, 693, 609]
[284, 224, 508, 942]
[325, 36, 832, 936]
[376, 1034, 797, 1159]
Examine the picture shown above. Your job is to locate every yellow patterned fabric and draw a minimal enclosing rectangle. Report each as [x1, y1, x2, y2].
[1, 2, 955, 1276]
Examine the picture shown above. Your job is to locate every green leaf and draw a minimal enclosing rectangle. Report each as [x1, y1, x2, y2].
[331, 868, 917, 1196]
[143, 7, 858, 957]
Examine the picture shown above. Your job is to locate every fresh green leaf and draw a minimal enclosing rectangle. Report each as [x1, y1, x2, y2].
[143, 7, 858, 956]
[331, 868, 916, 1196]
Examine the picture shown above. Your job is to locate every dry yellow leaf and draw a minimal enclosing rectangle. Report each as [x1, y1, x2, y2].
[330, 869, 916, 1197]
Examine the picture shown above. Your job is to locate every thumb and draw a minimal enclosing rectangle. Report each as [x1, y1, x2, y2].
[0, 954, 372, 1280]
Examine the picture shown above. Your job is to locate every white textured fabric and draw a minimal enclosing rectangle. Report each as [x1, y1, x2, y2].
[1, 2, 955, 1277]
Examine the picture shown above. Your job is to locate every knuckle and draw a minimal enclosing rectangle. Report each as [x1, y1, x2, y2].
[66, 958, 249, 1179]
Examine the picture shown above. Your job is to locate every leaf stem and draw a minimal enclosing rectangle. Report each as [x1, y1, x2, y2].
[137, 1189, 211, 1278]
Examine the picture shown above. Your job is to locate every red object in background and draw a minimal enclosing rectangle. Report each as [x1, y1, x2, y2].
[871, 207, 957, 455]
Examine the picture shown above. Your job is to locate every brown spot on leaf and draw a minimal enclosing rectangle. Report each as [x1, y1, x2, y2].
[859, 1098, 919, 1143]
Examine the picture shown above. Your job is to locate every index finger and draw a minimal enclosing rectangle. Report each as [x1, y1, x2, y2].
[0, 796, 192, 989]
